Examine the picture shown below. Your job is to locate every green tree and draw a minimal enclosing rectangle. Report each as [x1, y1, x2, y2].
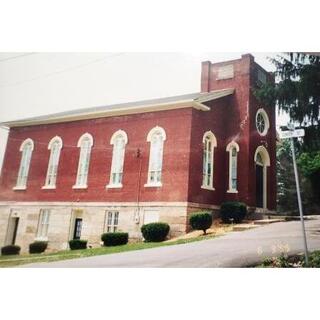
[277, 140, 313, 213]
[255, 53, 320, 206]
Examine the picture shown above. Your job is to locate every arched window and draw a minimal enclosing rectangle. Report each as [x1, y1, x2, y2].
[14, 138, 34, 190]
[226, 141, 240, 193]
[145, 126, 166, 187]
[256, 108, 270, 136]
[43, 136, 63, 189]
[107, 130, 128, 188]
[254, 145, 271, 209]
[202, 131, 217, 190]
[74, 133, 93, 189]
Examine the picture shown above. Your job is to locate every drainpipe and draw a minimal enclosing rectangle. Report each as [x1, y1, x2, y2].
[135, 148, 143, 225]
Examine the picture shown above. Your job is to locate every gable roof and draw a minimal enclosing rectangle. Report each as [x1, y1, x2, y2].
[2, 88, 234, 128]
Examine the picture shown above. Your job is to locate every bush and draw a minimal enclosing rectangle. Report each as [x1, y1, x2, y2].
[189, 212, 213, 234]
[69, 239, 88, 250]
[1, 245, 21, 256]
[101, 232, 129, 246]
[220, 201, 247, 224]
[141, 222, 170, 242]
[29, 241, 48, 254]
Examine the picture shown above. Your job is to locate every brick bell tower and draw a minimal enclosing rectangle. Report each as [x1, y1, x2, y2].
[200, 54, 276, 212]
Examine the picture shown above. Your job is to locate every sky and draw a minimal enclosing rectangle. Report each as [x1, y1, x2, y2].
[0, 52, 288, 172]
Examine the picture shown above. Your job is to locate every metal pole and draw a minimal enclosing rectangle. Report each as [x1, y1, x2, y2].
[290, 137, 309, 265]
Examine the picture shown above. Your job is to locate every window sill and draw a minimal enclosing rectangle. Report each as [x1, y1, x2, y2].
[201, 185, 215, 191]
[106, 184, 123, 189]
[13, 186, 27, 191]
[42, 185, 56, 190]
[144, 182, 162, 188]
[72, 185, 88, 189]
[35, 237, 48, 241]
[227, 189, 238, 194]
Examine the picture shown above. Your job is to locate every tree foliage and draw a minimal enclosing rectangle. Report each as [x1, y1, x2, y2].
[276, 140, 314, 213]
[255, 53, 320, 140]
[255, 53, 320, 207]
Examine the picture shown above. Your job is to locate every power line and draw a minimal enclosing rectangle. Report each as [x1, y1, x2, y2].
[0, 53, 37, 63]
[0, 53, 125, 89]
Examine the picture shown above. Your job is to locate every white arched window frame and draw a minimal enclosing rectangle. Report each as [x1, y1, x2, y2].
[201, 131, 217, 191]
[42, 136, 63, 189]
[145, 126, 166, 187]
[226, 141, 240, 193]
[107, 130, 128, 188]
[13, 138, 34, 190]
[73, 133, 93, 189]
[254, 145, 271, 209]
[256, 108, 270, 136]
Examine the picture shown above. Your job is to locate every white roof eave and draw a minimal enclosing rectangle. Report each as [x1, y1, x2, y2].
[2, 88, 234, 128]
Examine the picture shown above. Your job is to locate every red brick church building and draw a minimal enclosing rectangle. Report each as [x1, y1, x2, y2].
[0, 54, 276, 251]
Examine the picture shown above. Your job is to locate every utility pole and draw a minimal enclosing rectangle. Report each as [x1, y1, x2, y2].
[279, 125, 309, 265]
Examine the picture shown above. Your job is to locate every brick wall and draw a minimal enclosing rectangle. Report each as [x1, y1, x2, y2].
[0, 108, 193, 203]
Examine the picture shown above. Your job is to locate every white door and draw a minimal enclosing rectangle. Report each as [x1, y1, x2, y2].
[143, 210, 159, 225]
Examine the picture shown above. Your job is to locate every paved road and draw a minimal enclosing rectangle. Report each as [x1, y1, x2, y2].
[25, 217, 320, 267]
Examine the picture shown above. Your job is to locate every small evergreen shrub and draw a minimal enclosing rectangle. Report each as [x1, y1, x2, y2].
[69, 239, 88, 250]
[1, 245, 21, 256]
[101, 232, 129, 246]
[141, 222, 170, 242]
[189, 212, 213, 234]
[220, 201, 247, 223]
[29, 241, 48, 254]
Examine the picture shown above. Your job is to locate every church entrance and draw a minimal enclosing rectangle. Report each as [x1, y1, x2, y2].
[254, 146, 270, 209]
[6, 217, 19, 245]
[256, 163, 264, 208]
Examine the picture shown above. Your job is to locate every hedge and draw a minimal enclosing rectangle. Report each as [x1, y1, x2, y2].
[1, 245, 21, 256]
[101, 232, 129, 246]
[220, 201, 247, 223]
[189, 212, 213, 234]
[69, 239, 88, 250]
[29, 241, 48, 254]
[141, 222, 170, 242]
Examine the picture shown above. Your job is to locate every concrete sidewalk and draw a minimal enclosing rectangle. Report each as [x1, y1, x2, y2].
[23, 217, 320, 268]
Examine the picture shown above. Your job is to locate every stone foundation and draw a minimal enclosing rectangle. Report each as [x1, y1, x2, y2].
[0, 201, 218, 253]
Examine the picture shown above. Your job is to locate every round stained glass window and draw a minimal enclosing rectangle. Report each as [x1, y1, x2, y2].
[256, 109, 269, 136]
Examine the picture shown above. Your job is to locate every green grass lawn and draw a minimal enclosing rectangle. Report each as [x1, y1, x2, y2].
[0, 233, 217, 268]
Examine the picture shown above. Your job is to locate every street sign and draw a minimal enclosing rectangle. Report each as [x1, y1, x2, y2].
[279, 126, 309, 265]
[279, 129, 305, 139]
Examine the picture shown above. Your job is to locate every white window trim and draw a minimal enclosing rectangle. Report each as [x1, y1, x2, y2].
[43, 136, 63, 189]
[226, 141, 240, 193]
[256, 108, 270, 136]
[14, 138, 34, 190]
[72, 184, 88, 190]
[106, 130, 128, 189]
[201, 185, 215, 191]
[104, 211, 120, 233]
[73, 133, 93, 189]
[144, 182, 163, 188]
[35, 209, 50, 241]
[201, 130, 217, 191]
[145, 126, 166, 187]
[106, 183, 123, 189]
[13, 186, 27, 191]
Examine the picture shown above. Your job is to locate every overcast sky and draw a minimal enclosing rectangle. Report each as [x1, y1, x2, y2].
[0, 52, 287, 172]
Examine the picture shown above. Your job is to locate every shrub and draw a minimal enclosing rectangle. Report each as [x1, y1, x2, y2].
[308, 251, 320, 268]
[1, 245, 21, 256]
[29, 241, 48, 254]
[141, 222, 170, 242]
[220, 201, 247, 224]
[189, 212, 213, 234]
[69, 239, 88, 250]
[101, 232, 129, 246]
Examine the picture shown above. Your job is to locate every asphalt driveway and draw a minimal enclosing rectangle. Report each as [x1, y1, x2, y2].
[24, 217, 320, 267]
